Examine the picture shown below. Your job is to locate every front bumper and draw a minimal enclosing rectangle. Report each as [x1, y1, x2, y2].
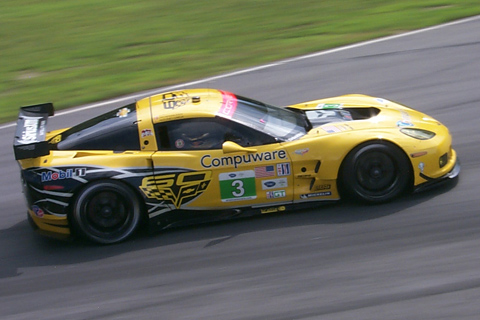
[414, 158, 460, 193]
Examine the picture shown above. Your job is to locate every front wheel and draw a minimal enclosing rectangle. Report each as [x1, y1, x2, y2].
[339, 142, 411, 203]
[71, 180, 142, 244]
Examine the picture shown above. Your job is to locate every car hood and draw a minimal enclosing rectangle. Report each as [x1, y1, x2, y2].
[288, 94, 445, 136]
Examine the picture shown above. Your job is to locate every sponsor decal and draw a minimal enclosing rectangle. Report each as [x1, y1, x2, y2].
[264, 181, 276, 188]
[397, 120, 414, 127]
[316, 103, 343, 109]
[41, 168, 87, 182]
[260, 206, 286, 214]
[375, 98, 390, 105]
[116, 107, 131, 118]
[401, 111, 411, 120]
[294, 148, 309, 156]
[322, 124, 352, 133]
[141, 129, 153, 137]
[218, 91, 237, 118]
[266, 190, 286, 199]
[296, 174, 312, 179]
[262, 177, 288, 190]
[32, 205, 44, 218]
[419, 162, 425, 174]
[20, 118, 44, 143]
[397, 110, 414, 127]
[140, 170, 211, 209]
[276, 163, 290, 176]
[162, 91, 190, 109]
[175, 139, 185, 149]
[300, 191, 332, 199]
[201, 150, 287, 169]
[322, 125, 341, 133]
[219, 170, 256, 202]
[255, 165, 275, 178]
[314, 184, 331, 191]
[49, 135, 62, 144]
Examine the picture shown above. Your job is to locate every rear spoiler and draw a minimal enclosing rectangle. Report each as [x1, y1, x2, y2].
[13, 103, 55, 160]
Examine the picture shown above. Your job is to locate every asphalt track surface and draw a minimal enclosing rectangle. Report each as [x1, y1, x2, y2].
[1, 16, 480, 320]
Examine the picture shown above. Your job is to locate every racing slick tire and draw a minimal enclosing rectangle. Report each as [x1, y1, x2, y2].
[71, 180, 142, 244]
[339, 141, 412, 203]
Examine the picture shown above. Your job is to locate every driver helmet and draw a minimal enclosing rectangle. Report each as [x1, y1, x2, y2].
[182, 128, 219, 149]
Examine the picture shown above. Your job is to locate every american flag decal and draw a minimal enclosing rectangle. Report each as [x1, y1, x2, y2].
[254, 165, 275, 178]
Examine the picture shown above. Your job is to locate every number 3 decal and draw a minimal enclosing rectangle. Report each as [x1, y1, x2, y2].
[231, 180, 245, 197]
[219, 170, 257, 202]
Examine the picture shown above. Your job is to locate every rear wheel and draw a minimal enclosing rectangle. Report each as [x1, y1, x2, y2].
[339, 142, 411, 203]
[72, 180, 141, 244]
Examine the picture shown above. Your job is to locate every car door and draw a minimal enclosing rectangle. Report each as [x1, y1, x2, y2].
[149, 117, 294, 212]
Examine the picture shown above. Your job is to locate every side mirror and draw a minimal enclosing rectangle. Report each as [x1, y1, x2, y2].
[222, 141, 257, 154]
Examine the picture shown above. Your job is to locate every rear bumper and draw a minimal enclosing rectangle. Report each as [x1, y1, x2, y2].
[414, 158, 460, 193]
[27, 209, 71, 240]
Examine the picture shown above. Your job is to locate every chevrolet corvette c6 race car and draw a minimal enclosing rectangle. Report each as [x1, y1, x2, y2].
[13, 89, 460, 244]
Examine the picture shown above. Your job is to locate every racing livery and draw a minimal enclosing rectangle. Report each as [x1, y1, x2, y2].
[13, 89, 460, 244]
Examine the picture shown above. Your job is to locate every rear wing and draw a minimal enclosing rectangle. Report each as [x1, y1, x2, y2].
[13, 103, 55, 160]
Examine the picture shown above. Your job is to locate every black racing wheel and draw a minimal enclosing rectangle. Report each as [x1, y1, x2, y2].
[339, 142, 412, 203]
[72, 180, 142, 244]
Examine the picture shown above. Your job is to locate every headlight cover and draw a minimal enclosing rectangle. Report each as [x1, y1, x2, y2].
[400, 128, 436, 140]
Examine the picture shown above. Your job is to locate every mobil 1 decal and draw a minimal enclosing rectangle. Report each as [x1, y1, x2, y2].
[219, 170, 256, 202]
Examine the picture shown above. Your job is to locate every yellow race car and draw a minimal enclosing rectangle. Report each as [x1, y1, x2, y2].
[13, 89, 460, 244]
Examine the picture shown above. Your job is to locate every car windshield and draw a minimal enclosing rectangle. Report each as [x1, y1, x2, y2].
[231, 96, 309, 141]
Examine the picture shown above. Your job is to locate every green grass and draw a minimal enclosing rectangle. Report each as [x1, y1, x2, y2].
[1, 0, 480, 122]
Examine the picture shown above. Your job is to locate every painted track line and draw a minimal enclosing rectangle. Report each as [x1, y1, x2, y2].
[2, 14, 479, 131]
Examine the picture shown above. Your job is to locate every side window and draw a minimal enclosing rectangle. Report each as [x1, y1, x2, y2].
[223, 122, 277, 147]
[57, 125, 140, 151]
[155, 117, 277, 150]
[169, 119, 224, 150]
[55, 105, 140, 151]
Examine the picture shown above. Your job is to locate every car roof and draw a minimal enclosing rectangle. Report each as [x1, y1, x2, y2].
[136, 88, 234, 124]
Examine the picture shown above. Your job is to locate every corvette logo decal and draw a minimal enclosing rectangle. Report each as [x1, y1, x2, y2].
[140, 170, 212, 208]
[116, 107, 131, 118]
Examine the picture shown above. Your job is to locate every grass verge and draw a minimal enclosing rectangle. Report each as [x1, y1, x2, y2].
[1, 0, 480, 122]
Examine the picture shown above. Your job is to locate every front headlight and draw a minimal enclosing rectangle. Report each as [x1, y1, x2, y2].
[400, 128, 436, 140]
